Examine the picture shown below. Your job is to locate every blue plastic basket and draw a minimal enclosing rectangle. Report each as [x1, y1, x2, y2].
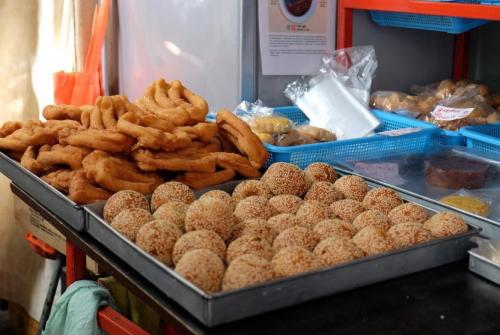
[369, 8, 489, 34]
[264, 106, 440, 167]
[459, 124, 500, 155]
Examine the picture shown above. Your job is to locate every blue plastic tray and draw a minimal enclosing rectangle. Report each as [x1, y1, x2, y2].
[460, 124, 500, 155]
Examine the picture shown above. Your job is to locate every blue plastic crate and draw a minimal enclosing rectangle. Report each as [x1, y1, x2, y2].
[369, 9, 489, 34]
[265, 106, 440, 167]
[460, 124, 500, 155]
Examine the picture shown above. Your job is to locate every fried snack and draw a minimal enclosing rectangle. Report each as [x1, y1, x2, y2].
[5, 151, 24, 161]
[176, 123, 218, 143]
[41, 169, 75, 192]
[80, 107, 92, 128]
[99, 96, 117, 129]
[89, 105, 105, 129]
[36, 144, 92, 170]
[176, 169, 236, 189]
[69, 170, 113, 204]
[0, 121, 37, 138]
[42, 104, 84, 121]
[83, 150, 163, 194]
[216, 109, 268, 169]
[66, 129, 134, 153]
[0, 126, 58, 152]
[132, 149, 217, 173]
[21, 145, 51, 174]
[296, 125, 336, 142]
[216, 152, 261, 178]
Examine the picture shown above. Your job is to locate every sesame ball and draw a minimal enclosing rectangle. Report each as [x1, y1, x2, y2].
[153, 201, 188, 231]
[223, 254, 274, 291]
[185, 197, 235, 240]
[362, 187, 403, 215]
[234, 196, 276, 223]
[104, 190, 149, 223]
[273, 226, 319, 252]
[388, 203, 429, 225]
[271, 247, 321, 278]
[304, 182, 344, 206]
[267, 213, 301, 233]
[239, 219, 278, 244]
[313, 237, 364, 267]
[330, 199, 365, 222]
[151, 181, 195, 211]
[261, 163, 309, 197]
[304, 162, 337, 184]
[387, 222, 433, 248]
[226, 235, 273, 264]
[111, 208, 153, 242]
[313, 219, 356, 241]
[172, 230, 226, 265]
[199, 190, 236, 211]
[352, 226, 394, 256]
[352, 210, 391, 232]
[333, 175, 368, 201]
[175, 249, 224, 293]
[268, 195, 303, 214]
[136, 219, 183, 265]
[295, 200, 332, 228]
[232, 180, 272, 202]
[423, 212, 468, 238]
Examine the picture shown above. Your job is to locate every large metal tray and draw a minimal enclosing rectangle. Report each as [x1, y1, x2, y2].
[84, 177, 480, 327]
[0, 151, 86, 231]
[469, 248, 500, 285]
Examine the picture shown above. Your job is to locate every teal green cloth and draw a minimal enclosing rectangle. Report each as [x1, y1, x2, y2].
[43, 280, 116, 335]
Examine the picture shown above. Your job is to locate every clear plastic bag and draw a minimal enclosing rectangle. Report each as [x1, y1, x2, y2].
[471, 237, 500, 264]
[440, 188, 494, 217]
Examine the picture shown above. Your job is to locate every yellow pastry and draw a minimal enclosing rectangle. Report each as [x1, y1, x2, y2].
[440, 195, 490, 217]
[252, 116, 292, 134]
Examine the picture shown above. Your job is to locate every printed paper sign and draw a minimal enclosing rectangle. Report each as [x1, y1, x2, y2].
[378, 127, 422, 137]
[431, 105, 474, 121]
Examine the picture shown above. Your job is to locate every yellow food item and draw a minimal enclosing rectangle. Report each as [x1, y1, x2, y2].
[440, 195, 490, 217]
[256, 132, 274, 144]
[252, 116, 292, 134]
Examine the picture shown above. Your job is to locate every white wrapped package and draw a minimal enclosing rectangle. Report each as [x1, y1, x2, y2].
[289, 72, 380, 140]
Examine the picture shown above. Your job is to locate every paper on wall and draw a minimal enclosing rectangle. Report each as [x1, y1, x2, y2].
[258, 0, 334, 75]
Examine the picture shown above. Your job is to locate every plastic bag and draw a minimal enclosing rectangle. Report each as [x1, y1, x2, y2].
[411, 79, 489, 100]
[320, 46, 378, 106]
[370, 91, 435, 118]
[440, 189, 493, 217]
[471, 237, 500, 264]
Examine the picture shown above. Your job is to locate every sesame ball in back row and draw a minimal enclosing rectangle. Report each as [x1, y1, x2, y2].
[175, 249, 225, 293]
[362, 187, 403, 215]
[223, 254, 274, 291]
[234, 196, 276, 223]
[153, 200, 188, 232]
[232, 180, 272, 202]
[304, 182, 344, 206]
[268, 195, 303, 214]
[388, 203, 429, 225]
[295, 200, 332, 228]
[151, 181, 195, 211]
[104, 190, 149, 223]
[199, 190, 236, 212]
[172, 230, 226, 265]
[423, 212, 468, 238]
[111, 208, 153, 242]
[330, 199, 365, 223]
[136, 219, 183, 266]
[304, 162, 337, 185]
[185, 197, 235, 240]
[333, 175, 368, 201]
[261, 163, 309, 197]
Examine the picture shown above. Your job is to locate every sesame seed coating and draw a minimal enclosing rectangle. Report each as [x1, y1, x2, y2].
[387, 222, 433, 248]
[136, 219, 183, 265]
[271, 246, 321, 278]
[388, 203, 429, 225]
[304, 162, 337, 185]
[313, 219, 356, 241]
[232, 180, 272, 202]
[273, 226, 319, 252]
[333, 175, 368, 201]
[423, 212, 468, 238]
[267, 213, 301, 233]
[185, 197, 235, 240]
[304, 182, 344, 206]
[295, 200, 332, 228]
[362, 187, 403, 215]
[313, 236, 364, 267]
[226, 235, 273, 264]
[199, 190, 236, 211]
[153, 200, 188, 232]
[352, 226, 394, 256]
[175, 249, 225, 293]
[234, 196, 276, 223]
[261, 163, 309, 197]
[172, 230, 226, 265]
[104, 190, 149, 223]
[151, 181, 195, 211]
[111, 208, 153, 242]
[268, 195, 303, 214]
[352, 210, 392, 232]
[239, 219, 278, 244]
[222, 254, 274, 291]
[330, 199, 365, 222]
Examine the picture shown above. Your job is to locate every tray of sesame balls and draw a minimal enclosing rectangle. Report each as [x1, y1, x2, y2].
[84, 162, 481, 327]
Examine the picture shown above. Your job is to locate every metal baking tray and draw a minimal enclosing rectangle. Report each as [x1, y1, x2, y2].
[84, 177, 480, 327]
[0, 151, 86, 231]
[469, 248, 500, 285]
